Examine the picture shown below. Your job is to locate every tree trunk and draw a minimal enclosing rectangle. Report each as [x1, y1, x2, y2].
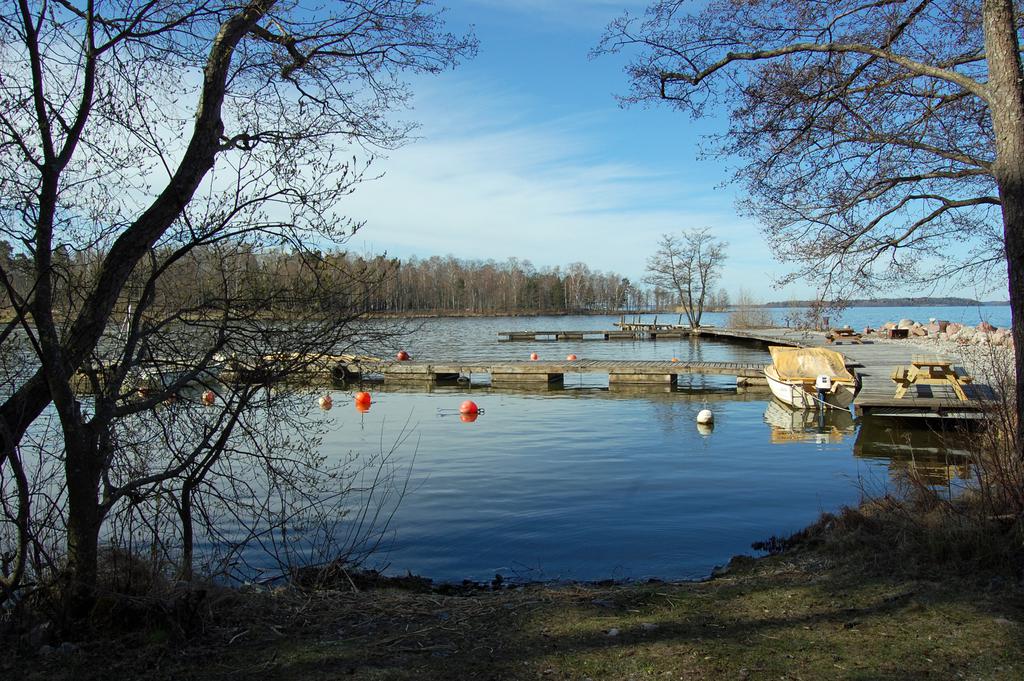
[64, 438, 104, 616]
[983, 0, 1024, 456]
[177, 487, 195, 582]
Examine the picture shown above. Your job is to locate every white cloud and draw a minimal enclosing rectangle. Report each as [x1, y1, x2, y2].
[458, 0, 651, 26]
[341, 77, 771, 286]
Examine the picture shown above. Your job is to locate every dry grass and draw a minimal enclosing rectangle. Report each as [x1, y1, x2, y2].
[5, 550, 1023, 681]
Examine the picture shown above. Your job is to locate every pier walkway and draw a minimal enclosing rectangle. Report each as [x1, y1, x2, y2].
[341, 357, 768, 389]
[724, 327, 995, 418]
[500, 324, 992, 418]
[498, 326, 802, 346]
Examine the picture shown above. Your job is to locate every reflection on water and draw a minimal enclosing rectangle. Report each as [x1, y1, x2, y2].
[854, 417, 974, 486]
[760, 397, 974, 487]
[763, 399, 856, 445]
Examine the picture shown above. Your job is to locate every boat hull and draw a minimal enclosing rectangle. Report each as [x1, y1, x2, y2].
[764, 365, 855, 410]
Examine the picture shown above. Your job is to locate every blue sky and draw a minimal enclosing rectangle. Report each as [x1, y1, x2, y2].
[341, 1, 999, 301]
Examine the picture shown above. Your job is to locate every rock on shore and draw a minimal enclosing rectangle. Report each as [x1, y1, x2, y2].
[859, 318, 1014, 384]
[863, 319, 1014, 348]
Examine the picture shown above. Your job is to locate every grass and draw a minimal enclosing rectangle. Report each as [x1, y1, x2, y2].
[6, 543, 1023, 680]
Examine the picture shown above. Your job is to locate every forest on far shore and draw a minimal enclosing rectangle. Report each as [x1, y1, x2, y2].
[1, 242, 733, 317]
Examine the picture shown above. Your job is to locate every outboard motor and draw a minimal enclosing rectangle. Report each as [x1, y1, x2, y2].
[814, 374, 832, 408]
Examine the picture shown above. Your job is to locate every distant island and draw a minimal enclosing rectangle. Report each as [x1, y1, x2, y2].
[762, 297, 1009, 308]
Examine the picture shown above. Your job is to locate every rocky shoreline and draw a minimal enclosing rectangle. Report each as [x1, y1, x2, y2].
[862, 318, 1013, 347]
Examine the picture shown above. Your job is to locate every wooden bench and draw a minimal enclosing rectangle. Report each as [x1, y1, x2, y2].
[890, 366, 910, 383]
[891, 358, 972, 401]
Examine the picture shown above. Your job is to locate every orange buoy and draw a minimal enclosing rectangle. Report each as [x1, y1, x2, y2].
[201, 390, 216, 405]
[566, 354, 577, 361]
[396, 350, 410, 361]
[671, 357, 679, 363]
[460, 411, 479, 423]
[318, 394, 333, 410]
[530, 352, 539, 361]
[459, 399, 479, 415]
[355, 391, 372, 407]
[355, 402, 370, 413]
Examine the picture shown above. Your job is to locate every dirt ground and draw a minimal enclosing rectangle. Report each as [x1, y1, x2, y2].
[7, 548, 1023, 681]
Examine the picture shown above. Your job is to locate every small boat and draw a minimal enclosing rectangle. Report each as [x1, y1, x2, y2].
[137, 353, 227, 390]
[763, 346, 858, 409]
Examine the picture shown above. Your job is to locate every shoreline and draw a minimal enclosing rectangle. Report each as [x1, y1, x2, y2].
[10, 535, 1022, 680]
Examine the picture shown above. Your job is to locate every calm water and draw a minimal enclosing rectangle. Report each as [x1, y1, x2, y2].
[293, 313, 977, 584]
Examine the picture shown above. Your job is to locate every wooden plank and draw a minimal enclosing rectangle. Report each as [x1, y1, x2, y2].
[609, 371, 677, 385]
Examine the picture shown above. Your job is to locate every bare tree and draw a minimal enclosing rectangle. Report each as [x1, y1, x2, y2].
[644, 229, 727, 328]
[0, 0, 474, 612]
[596, 0, 1024, 448]
[711, 288, 730, 312]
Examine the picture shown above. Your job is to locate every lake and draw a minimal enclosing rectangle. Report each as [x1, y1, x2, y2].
[294, 311, 981, 584]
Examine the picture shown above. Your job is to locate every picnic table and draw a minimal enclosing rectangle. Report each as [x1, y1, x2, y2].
[825, 327, 863, 344]
[890, 355, 972, 400]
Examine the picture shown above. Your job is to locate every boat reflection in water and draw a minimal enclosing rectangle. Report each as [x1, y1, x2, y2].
[763, 398, 974, 485]
[853, 417, 974, 486]
[763, 398, 856, 445]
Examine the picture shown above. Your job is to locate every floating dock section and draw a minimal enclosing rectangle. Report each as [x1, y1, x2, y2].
[343, 358, 769, 389]
[497, 325, 801, 346]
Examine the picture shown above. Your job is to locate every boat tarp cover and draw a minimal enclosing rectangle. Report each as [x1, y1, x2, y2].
[768, 346, 855, 383]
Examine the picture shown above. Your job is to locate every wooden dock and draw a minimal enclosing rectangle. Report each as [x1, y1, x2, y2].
[341, 358, 769, 388]
[493, 325, 995, 418]
[837, 343, 994, 418]
[718, 328, 996, 417]
[497, 325, 804, 346]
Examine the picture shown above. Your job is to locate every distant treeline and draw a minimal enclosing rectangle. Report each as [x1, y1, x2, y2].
[0, 242, 656, 316]
[763, 297, 1009, 308]
[348, 254, 648, 313]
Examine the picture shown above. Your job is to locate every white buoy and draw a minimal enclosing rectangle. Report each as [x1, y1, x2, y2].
[696, 422, 714, 436]
[696, 408, 714, 424]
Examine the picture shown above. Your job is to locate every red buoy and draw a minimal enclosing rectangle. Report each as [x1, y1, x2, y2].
[201, 390, 216, 405]
[459, 399, 479, 415]
[355, 391, 372, 407]
[355, 402, 370, 413]
[318, 394, 333, 410]
[460, 411, 479, 423]
[396, 350, 410, 361]
[530, 352, 539, 361]
[566, 354, 578, 361]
